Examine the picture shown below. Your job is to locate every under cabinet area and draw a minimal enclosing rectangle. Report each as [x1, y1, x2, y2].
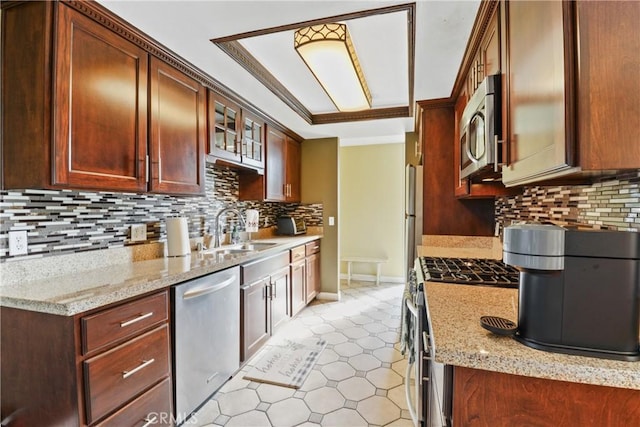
[0, 290, 172, 427]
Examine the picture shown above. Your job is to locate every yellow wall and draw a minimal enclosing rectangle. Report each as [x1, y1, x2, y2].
[301, 137, 340, 295]
[339, 143, 405, 280]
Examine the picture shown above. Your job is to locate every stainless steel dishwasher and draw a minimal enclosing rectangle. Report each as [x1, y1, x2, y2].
[172, 266, 240, 422]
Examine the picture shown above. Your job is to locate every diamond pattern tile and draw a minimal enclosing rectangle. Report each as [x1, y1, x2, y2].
[193, 280, 411, 426]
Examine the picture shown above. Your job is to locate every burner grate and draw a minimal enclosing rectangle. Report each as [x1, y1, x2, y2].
[419, 257, 519, 288]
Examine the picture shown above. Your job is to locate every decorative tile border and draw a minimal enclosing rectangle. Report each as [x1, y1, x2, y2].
[0, 166, 323, 261]
[496, 171, 640, 233]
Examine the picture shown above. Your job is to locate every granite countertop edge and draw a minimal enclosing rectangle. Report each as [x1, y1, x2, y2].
[424, 281, 640, 391]
[0, 235, 321, 316]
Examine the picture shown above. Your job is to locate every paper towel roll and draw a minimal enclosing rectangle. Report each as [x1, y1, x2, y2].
[166, 217, 190, 257]
[245, 209, 259, 233]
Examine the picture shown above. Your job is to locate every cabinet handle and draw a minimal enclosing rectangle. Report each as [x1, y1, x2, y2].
[141, 415, 158, 427]
[145, 155, 149, 183]
[120, 312, 153, 327]
[122, 358, 155, 379]
[271, 283, 276, 299]
[494, 135, 501, 173]
[158, 157, 162, 180]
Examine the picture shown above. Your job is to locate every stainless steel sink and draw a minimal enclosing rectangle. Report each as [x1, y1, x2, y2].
[237, 242, 277, 251]
[201, 241, 277, 257]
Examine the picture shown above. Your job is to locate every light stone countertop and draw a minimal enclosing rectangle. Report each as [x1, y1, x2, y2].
[0, 235, 321, 316]
[424, 281, 640, 391]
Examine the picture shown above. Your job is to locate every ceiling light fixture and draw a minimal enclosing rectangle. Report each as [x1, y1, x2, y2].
[294, 23, 372, 112]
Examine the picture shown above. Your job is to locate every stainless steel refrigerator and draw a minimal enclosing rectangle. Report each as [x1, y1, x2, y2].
[405, 164, 424, 275]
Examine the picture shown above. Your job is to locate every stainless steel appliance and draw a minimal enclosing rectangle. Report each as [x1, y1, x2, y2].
[404, 267, 453, 427]
[276, 216, 306, 235]
[459, 74, 502, 180]
[503, 224, 640, 361]
[172, 266, 240, 423]
[406, 256, 518, 426]
[405, 165, 424, 273]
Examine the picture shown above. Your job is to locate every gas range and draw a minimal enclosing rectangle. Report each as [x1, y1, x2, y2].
[417, 256, 519, 288]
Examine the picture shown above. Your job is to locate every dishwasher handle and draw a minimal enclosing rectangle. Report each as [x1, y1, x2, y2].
[182, 275, 237, 300]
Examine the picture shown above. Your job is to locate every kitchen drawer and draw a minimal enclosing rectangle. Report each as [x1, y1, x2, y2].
[290, 245, 306, 262]
[242, 251, 289, 284]
[84, 325, 171, 424]
[96, 377, 172, 427]
[305, 240, 320, 256]
[82, 291, 169, 355]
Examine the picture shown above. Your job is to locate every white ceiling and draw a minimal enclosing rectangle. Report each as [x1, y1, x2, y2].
[98, 0, 480, 145]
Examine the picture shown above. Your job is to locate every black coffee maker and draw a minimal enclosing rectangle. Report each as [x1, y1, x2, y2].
[503, 224, 640, 361]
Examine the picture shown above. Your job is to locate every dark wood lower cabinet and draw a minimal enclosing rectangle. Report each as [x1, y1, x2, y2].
[290, 258, 307, 317]
[240, 277, 271, 363]
[96, 377, 172, 427]
[0, 291, 172, 427]
[240, 251, 291, 362]
[270, 266, 290, 332]
[453, 366, 640, 427]
[305, 241, 321, 304]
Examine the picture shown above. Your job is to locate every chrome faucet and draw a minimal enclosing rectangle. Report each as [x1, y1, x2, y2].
[213, 208, 246, 248]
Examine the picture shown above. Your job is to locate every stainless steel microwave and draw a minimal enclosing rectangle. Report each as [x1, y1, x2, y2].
[460, 74, 502, 180]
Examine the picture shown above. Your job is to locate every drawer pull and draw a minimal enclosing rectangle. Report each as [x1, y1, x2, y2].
[142, 415, 158, 427]
[122, 358, 155, 379]
[120, 312, 154, 328]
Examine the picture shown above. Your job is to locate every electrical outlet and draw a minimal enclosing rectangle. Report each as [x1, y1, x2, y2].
[9, 230, 28, 256]
[130, 224, 147, 242]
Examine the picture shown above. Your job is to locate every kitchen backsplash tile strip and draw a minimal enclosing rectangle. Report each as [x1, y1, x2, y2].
[495, 171, 640, 233]
[0, 165, 323, 261]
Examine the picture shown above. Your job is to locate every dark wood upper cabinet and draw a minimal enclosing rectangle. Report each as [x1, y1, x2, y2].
[285, 137, 301, 202]
[53, 5, 148, 192]
[239, 126, 300, 202]
[502, 0, 577, 186]
[241, 110, 265, 170]
[502, 0, 640, 186]
[149, 58, 206, 195]
[575, 1, 640, 171]
[2, 2, 207, 195]
[207, 92, 265, 173]
[265, 127, 287, 201]
[208, 92, 242, 163]
[2, 2, 150, 192]
[451, 3, 517, 199]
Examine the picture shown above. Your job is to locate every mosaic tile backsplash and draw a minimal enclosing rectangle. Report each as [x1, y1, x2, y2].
[0, 165, 323, 261]
[496, 171, 640, 233]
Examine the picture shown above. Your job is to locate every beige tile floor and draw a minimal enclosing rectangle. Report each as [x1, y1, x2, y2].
[190, 279, 413, 427]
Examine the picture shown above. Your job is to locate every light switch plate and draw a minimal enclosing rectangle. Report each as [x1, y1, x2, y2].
[8, 230, 28, 256]
[130, 224, 147, 242]
[328, 216, 335, 226]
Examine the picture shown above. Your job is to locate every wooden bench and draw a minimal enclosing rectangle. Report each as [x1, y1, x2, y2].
[341, 256, 388, 285]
